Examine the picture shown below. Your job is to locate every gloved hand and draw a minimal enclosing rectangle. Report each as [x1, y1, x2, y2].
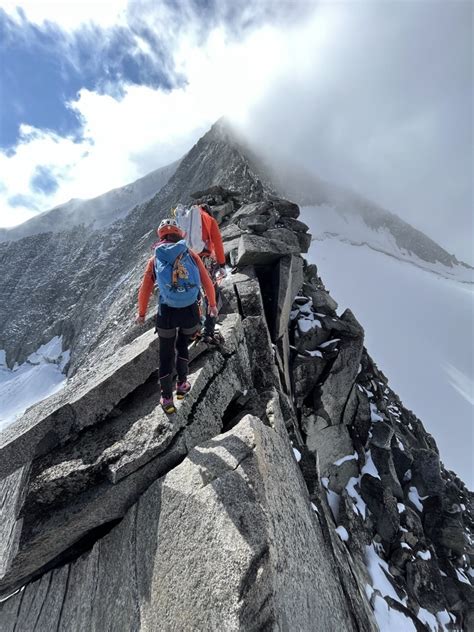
[136, 315, 145, 324]
[208, 305, 218, 318]
[218, 266, 227, 279]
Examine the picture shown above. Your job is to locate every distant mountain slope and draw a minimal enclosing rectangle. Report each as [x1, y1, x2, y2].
[0, 159, 181, 243]
[0, 120, 271, 373]
[265, 160, 473, 282]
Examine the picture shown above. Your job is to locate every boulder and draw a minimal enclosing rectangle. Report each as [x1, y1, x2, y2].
[370, 421, 394, 449]
[308, 424, 355, 475]
[406, 558, 446, 612]
[360, 474, 400, 543]
[352, 389, 372, 446]
[302, 282, 338, 314]
[242, 316, 280, 391]
[239, 213, 276, 234]
[234, 233, 301, 266]
[401, 506, 425, 539]
[232, 275, 265, 318]
[220, 223, 241, 242]
[293, 355, 327, 407]
[411, 449, 445, 497]
[211, 201, 234, 223]
[270, 197, 300, 218]
[296, 231, 312, 253]
[371, 445, 403, 500]
[277, 217, 309, 233]
[326, 458, 360, 495]
[392, 445, 414, 482]
[262, 227, 301, 250]
[232, 201, 272, 221]
[313, 311, 364, 426]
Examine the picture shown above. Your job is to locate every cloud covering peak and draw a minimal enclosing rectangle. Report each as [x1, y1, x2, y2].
[0, 1, 472, 262]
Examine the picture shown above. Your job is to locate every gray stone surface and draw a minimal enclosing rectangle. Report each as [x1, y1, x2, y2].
[293, 354, 326, 407]
[0, 315, 253, 597]
[0, 416, 375, 632]
[302, 282, 338, 313]
[308, 424, 355, 475]
[411, 448, 445, 497]
[242, 316, 281, 391]
[235, 232, 301, 266]
[312, 311, 364, 428]
[212, 201, 234, 223]
[0, 328, 160, 480]
[220, 222, 241, 242]
[407, 558, 446, 611]
[296, 230, 312, 253]
[239, 212, 277, 234]
[274, 255, 304, 340]
[371, 445, 404, 500]
[360, 474, 400, 543]
[0, 465, 30, 578]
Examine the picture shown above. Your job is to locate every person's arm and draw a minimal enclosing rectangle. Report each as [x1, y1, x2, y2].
[209, 216, 226, 266]
[191, 251, 216, 308]
[137, 257, 155, 319]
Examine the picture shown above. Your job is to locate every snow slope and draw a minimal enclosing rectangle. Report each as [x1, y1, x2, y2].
[302, 204, 473, 283]
[0, 336, 69, 433]
[301, 206, 473, 487]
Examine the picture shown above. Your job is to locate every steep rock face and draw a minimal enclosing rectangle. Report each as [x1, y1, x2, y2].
[0, 190, 472, 631]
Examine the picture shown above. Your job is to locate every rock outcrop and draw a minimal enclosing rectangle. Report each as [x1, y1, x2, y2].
[0, 178, 472, 631]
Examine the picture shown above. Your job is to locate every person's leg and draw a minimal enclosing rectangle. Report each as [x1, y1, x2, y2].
[176, 329, 191, 383]
[175, 303, 200, 395]
[158, 329, 177, 398]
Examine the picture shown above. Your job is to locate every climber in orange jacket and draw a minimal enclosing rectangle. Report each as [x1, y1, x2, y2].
[137, 218, 217, 414]
[198, 204, 227, 344]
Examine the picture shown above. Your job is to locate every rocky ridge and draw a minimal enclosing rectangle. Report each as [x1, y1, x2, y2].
[0, 191, 472, 631]
[0, 121, 272, 374]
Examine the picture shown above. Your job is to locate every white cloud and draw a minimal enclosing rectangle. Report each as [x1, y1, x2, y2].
[0, 13, 299, 224]
[1, 0, 129, 30]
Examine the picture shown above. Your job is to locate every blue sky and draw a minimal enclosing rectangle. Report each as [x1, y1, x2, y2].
[0, 1, 472, 263]
[0, 10, 176, 149]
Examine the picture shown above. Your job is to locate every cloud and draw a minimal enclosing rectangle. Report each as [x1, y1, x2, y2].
[1, 0, 129, 31]
[0, 6, 294, 223]
[236, 2, 473, 263]
[445, 362, 474, 407]
[0, 1, 471, 265]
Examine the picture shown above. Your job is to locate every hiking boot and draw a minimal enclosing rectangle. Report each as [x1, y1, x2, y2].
[176, 380, 191, 399]
[203, 331, 224, 346]
[161, 396, 176, 414]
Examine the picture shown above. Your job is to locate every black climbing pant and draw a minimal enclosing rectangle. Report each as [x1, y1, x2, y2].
[159, 331, 192, 397]
[156, 302, 200, 398]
